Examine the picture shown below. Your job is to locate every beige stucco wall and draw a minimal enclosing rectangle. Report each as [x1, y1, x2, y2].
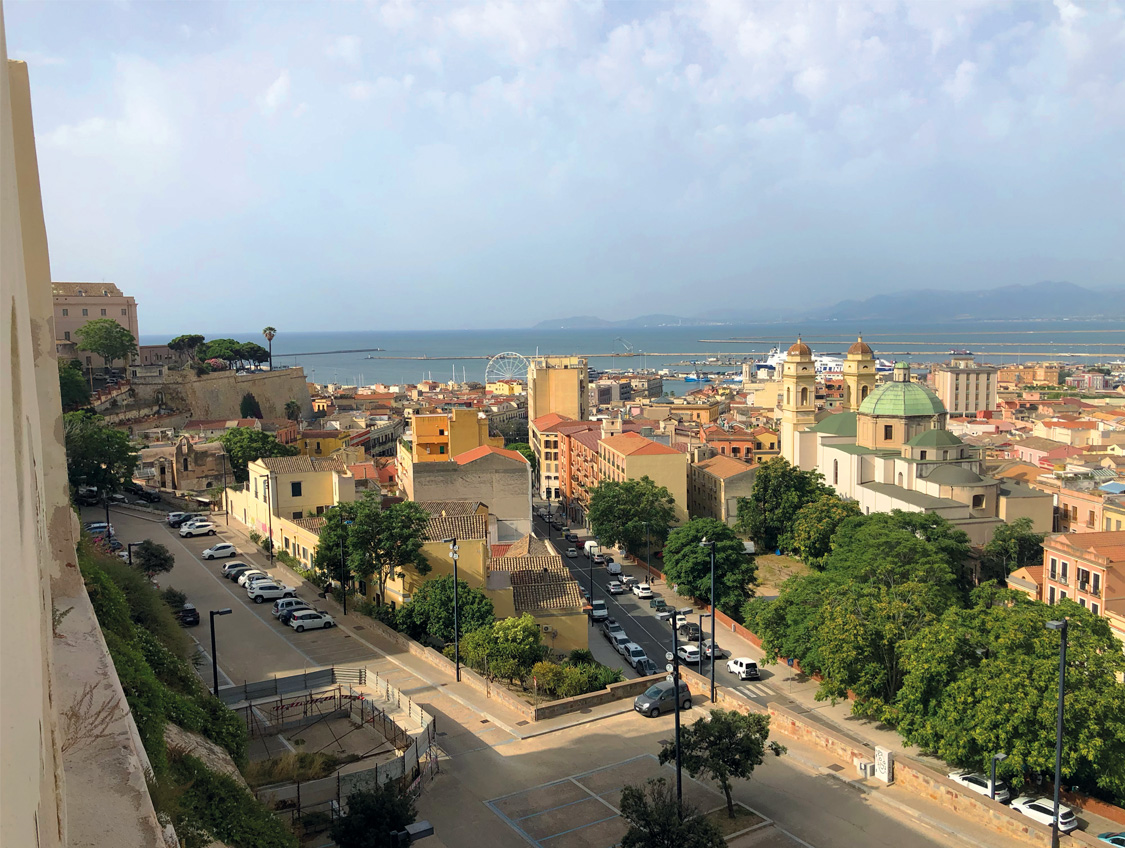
[529, 356, 589, 422]
[132, 366, 312, 421]
[3, 45, 164, 848]
[626, 452, 690, 524]
[999, 492, 1055, 534]
[408, 455, 532, 540]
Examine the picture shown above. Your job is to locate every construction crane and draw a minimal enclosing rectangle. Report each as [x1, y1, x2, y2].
[613, 337, 636, 356]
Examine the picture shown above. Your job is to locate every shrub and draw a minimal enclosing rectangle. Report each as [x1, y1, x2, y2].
[249, 530, 262, 545]
[568, 649, 595, 665]
[161, 587, 188, 609]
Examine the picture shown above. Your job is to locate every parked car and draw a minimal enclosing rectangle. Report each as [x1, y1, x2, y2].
[701, 639, 729, 660]
[634, 679, 691, 717]
[173, 603, 200, 627]
[589, 600, 609, 621]
[179, 521, 216, 537]
[201, 542, 237, 560]
[676, 644, 701, 663]
[76, 488, 100, 506]
[602, 619, 625, 640]
[247, 582, 297, 603]
[1010, 797, 1078, 833]
[650, 597, 667, 613]
[592, 553, 606, 565]
[566, 547, 578, 558]
[634, 657, 659, 676]
[655, 606, 675, 621]
[603, 555, 614, 564]
[169, 512, 206, 528]
[620, 575, 638, 589]
[632, 583, 653, 599]
[1097, 833, 1125, 846]
[565, 532, 579, 543]
[224, 564, 254, 582]
[84, 522, 114, 536]
[673, 612, 690, 629]
[726, 658, 761, 680]
[273, 597, 308, 618]
[611, 633, 632, 656]
[108, 492, 129, 505]
[625, 644, 649, 670]
[116, 550, 131, 562]
[289, 610, 336, 632]
[550, 516, 565, 528]
[947, 771, 1011, 804]
[608, 580, 625, 595]
[221, 560, 251, 577]
[678, 622, 701, 642]
[241, 573, 274, 589]
[279, 604, 315, 625]
[235, 569, 267, 586]
[606, 560, 622, 576]
[127, 485, 161, 503]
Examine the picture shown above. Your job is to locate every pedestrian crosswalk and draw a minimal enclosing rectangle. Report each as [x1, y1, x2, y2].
[735, 682, 774, 699]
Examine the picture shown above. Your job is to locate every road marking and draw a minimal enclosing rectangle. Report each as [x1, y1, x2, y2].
[737, 683, 774, 698]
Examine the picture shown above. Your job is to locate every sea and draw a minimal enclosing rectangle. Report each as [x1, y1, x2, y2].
[141, 319, 1125, 395]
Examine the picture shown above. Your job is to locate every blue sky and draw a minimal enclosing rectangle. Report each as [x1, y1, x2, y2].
[6, 0, 1123, 333]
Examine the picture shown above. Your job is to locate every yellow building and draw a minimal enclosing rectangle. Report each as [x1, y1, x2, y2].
[598, 432, 690, 524]
[528, 355, 589, 422]
[410, 409, 501, 462]
[487, 378, 526, 396]
[296, 428, 351, 457]
[642, 396, 727, 424]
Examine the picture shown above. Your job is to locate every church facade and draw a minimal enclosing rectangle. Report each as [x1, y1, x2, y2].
[781, 338, 1052, 544]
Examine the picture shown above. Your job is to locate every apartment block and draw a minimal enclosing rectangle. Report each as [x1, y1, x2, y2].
[1041, 531, 1125, 618]
[52, 281, 139, 373]
[932, 356, 998, 417]
[689, 454, 757, 526]
[598, 432, 689, 524]
[409, 408, 500, 462]
[528, 355, 589, 422]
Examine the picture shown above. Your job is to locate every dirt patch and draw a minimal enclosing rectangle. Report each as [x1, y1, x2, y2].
[703, 803, 765, 836]
[754, 554, 809, 597]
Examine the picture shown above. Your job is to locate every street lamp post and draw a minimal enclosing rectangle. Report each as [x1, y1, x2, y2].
[698, 612, 711, 676]
[1046, 618, 1069, 848]
[127, 542, 141, 567]
[699, 538, 717, 702]
[546, 491, 553, 541]
[443, 538, 461, 681]
[209, 608, 233, 694]
[991, 752, 1008, 801]
[103, 489, 112, 533]
[668, 627, 683, 816]
[340, 519, 353, 616]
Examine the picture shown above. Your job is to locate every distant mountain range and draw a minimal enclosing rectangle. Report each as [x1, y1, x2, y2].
[531, 282, 1122, 328]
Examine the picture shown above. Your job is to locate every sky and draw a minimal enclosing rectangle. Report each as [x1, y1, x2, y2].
[6, 0, 1124, 333]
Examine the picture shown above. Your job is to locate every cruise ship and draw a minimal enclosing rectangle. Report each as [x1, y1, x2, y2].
[762, 346, 895, 374]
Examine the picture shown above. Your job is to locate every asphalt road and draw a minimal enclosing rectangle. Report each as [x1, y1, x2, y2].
[534, 510, 779, 703]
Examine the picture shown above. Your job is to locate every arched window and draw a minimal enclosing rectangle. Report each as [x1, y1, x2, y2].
[786, 387, 791, 405]
[861, 385, 870, 400]
[833, 460, 839, 485]
[800, 387, 809, 405]
[182, 456, 189, 472]
[897, 472, 904, 486]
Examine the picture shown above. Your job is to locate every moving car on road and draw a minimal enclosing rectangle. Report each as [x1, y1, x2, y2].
[179, 521, 216, 537]
[634, 680, 691, 718]
[247, 581, 297, 603]
[201, 542, 237, 560]
[566, 547, 578, 558]
[947, 771, 1011, 803]
[632, 583, 653, 599]
[289, 610, 335, 632]
[1010, 797, 1078, 833]
[726, 658, 761, 680]
[565, 532, 580, 543]
[702, 639, 728, 660]
[592, 553, 606, 565]
[589, 600, 609, 621]
[608, 580, 625, 595]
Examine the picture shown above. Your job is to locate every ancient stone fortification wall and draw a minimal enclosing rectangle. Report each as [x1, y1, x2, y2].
[133, 367, 312, 421]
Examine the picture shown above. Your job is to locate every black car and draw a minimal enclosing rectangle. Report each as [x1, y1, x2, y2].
[174, 603, 200, 627]
[169, 512, 206, 528]
[125, 483, 161, 503]
[279, 604, 315, 625]
[565, 532, 580, 543]
[678, 622, 701, 641]
[634, 658, 659, 676]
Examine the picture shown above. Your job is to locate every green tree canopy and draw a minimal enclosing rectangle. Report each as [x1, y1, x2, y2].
[587, 476, 677, 557]
[790, 494, 862, 569]
[59, 359, 90, 410]
[74, 318, 138, 371]
[659, 710, 784, 817]
[492, 417, 528, 445]
[132, 540, 175, 577]
[167, 334, 205, 358]
[895, 591, 1125, 800]
[619, 778, 725, 848]
[457, 614, 545, 683]
[284, 399, 302, 421]
[507, 442, 534, 464]
[239, 392, 263, 419]
[63, 411, 138, 492]
[238, 341, 270, 366]
[397, 574, 494, 644]
[197, 338, 241, 367]
[329, 780, 416, 848]
[662, 518, 756, 616]
[213, 428, 298, 482]
[980, 517, 1045, 583]
[735, 457, 830, 553]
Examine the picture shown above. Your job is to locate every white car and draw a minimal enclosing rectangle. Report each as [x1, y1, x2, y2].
[116, 550, 131, 562]
[247, 581, 297, 603]
[273, 597, 309, 618]
[566, 547, 578, 558]
[625, 643, 648, 670]
[236, 569, 268, 587]
[947, 771, 1011, 804]
[632, 583, 653, 599]
[727, 658, 761, 680]
[221, 560, 251, 577]
[243, 574, 277, 591]
[201, 542, 237, 560]
[673, 612, 690, 630]
[608, 580, 625, 595]
[1010, 797, 1078, 832]
[180, 521, 216, 537]
[606, 560, 622, 576]
[166, 512, 187, 526]
[289, 610, 335, 632]
[676, 645, 701, 663]
[611, 633, 632, 655]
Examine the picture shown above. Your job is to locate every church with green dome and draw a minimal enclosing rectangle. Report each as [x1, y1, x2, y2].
[781, 339, 1052, 545]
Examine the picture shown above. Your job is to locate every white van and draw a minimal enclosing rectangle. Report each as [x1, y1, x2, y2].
[583, 540, 600, 559]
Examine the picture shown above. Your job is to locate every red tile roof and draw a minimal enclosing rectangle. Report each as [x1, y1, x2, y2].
[532, 413, 572, 430]
[600, 432, 682, 456]
[454, 445, 529, 465]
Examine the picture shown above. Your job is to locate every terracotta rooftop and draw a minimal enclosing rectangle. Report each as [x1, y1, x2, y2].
[348, 462, 378, 480]
[416, 500, 485, 518]
[532, 412, 573, 431]
[490, 544, 513, 558]
[52, 282, 126, 297]
[424, 514, 488, 542]
[453, 445, 529, 465]
[257, 456, 348, 475]
[1044, 531, 1125, 564]
[600, 432, 682, 457]
[290, 517, 327, 535]
[505, 557, 584, 612]
[694, 454, 757, 479]
[184, 418, 260, 430]
[494, 534, 552, 558]
[1012, 436, 1068, 453]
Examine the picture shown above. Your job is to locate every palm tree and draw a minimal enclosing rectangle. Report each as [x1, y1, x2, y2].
[262, 326, 276, 371]
[284, 399, 301, 421]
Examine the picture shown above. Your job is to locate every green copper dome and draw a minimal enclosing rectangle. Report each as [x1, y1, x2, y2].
[858, 379, 946, 418]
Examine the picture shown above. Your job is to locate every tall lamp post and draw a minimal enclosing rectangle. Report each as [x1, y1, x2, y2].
[127, 542, 142, 567]
[667, 626, 684, 816]
[990, 752, 1008, 801]
[1046, 618, 1068, 848]
[443, 538, 461, 681]
[340, 519, 353, 616]
[545, 491, 553, 541]
[209, 608, 233, 694]
[699, 538, 717, 702]
[698, 612, 711, 677]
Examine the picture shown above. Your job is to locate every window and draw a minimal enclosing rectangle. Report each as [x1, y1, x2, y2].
[292, 511, 302, 519]
[121, 308, 127, 316]
[833, 460, 839, 484]
[1093, 573, 1101, 595]
[316, 505, 325, 515]
[1049, 557, 1057, 580]
[100, 308, 106, 316]
[1061, 561, 1069, 583]
[1080, 598, 1086, 608]
[1059, 590, 1067, 601]
[62, 308, 68, 316]
[1092, 603, 1099, 616]
[883, 425, 893, 441]
[291, 481, 303, 497]
[919, 450, 927, 460]
[182, 457, 189, 472]
[786, 387, 791, 405]
[63, 331, 70, 341]
[1048, 586, 1056, 604]
[438, 428, 446, 436]
[800, 387, 809, 405]
[82, 308, 88, 316]
[315, 441, 321, 453]
[898, 472, 904, 486]
[439, 445, 446, 454]
[972, 494, 985, 509]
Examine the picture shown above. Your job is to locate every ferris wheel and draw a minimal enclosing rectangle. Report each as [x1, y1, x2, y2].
[485, 351, 530, 384]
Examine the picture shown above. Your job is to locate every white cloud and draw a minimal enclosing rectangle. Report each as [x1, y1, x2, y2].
[327, 35, 362, 67]
[943, 59, 978, 103]
[260, 70, 291, 115]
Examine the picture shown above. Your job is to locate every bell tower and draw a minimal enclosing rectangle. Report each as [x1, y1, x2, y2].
[780, 337, 817, 462]
[843, 335, 877, 413]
